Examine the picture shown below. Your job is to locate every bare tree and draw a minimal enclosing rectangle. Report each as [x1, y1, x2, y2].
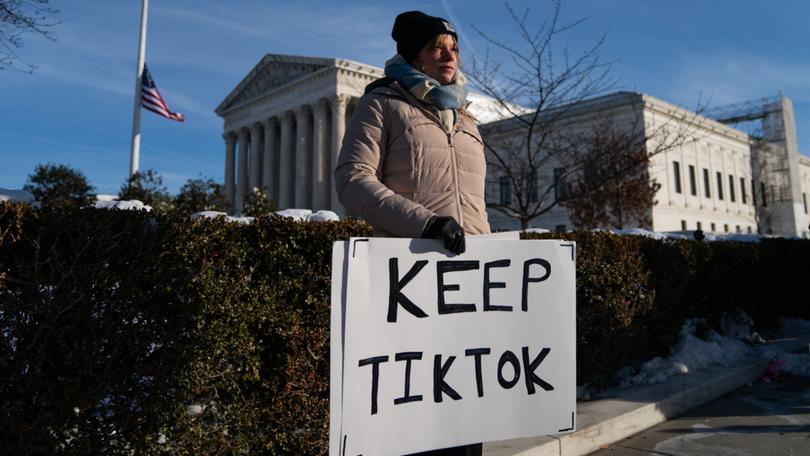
[467, 0, 702, 230]
[1, 0, 60, 72]
[562, 117, 661, 229]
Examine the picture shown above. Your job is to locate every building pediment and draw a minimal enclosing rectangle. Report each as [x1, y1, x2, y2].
[216, 54, 336, 115]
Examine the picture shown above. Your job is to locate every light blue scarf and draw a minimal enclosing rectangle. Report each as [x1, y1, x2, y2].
[384, 54, 469, 130]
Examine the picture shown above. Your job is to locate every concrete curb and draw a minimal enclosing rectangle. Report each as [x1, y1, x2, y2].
[483, 334, 810, 456]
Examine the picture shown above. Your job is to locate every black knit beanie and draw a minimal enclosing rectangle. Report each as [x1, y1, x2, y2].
[391, 11, 457, 64]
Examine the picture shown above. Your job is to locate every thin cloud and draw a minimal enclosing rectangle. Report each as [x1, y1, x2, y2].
[675, 53, 810, 106]
[35, 63, 131, 97]
[159, 7, 278, 41]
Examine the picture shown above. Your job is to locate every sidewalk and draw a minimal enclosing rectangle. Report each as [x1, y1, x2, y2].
[484, 332, 810, 456]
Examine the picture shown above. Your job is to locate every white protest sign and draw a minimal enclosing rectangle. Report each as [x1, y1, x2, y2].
[330, 238, 576, 456]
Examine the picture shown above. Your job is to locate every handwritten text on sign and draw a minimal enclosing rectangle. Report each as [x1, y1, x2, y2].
[330, 238, 576, 456]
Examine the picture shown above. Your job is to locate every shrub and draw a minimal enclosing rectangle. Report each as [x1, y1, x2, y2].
[1, 204, 807, 454]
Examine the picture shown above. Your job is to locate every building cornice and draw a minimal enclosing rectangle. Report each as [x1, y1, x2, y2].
[480, 91, 751, 144]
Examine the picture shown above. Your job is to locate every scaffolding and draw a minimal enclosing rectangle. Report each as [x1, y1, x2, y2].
[704, 95, 804, 235]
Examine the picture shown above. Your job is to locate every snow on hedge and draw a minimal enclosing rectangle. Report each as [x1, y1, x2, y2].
[92, 200, 152, 212]
[191, 209, 340, 224]
[191, 211, 253, 224]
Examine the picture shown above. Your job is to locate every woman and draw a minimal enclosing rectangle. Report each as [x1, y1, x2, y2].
[334, 10, 490, 257]
[335, 13, 486, 455]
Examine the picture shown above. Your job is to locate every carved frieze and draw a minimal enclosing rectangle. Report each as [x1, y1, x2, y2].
[226, 59, 328, 110]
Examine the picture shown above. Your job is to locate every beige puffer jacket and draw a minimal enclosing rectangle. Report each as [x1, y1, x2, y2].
[334, 82, 490, 238]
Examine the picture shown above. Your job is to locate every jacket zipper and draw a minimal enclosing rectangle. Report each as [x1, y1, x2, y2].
[447, 132, 464, 228]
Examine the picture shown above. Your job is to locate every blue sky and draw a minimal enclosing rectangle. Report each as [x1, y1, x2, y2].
[3, 0, 810, 195]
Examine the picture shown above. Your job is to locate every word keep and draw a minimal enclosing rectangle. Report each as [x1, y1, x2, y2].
[387, 257, 551, 322]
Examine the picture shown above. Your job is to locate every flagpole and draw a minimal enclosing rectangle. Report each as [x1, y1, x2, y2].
[129, 0, 149, 177]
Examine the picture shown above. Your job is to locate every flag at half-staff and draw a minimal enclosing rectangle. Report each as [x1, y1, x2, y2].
[141, 64, 185, 122]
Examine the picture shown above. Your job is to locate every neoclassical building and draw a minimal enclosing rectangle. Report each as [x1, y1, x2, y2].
[215, 53, 507, 216]
[217, 54, 809, 238]
[483, 92, 810, 238]
[215, 54, 385, 215]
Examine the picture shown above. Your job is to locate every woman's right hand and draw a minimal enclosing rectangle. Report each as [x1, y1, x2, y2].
[422, 216, 465, 254]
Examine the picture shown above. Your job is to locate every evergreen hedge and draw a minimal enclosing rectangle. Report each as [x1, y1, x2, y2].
[1, 202, 807, 454]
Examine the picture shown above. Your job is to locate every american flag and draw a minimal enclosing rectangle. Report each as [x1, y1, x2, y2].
[141, 64, 185, 122]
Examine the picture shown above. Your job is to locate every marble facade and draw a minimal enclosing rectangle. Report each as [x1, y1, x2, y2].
[215, 54, 381, 215]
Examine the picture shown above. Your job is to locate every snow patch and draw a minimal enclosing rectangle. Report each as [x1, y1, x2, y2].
[618, 318, 753, 388]
[306, 210, 340, 222]
[612, 314, 810, 390]
[592, 227, 686, 240]
[191, 211, 253, 224]
[93, 200, 152, 212]
[95, 194, 119, 202]
[466, 91, 531, 124]
[191, 209, 340, 223]
[274, 208, 313, 220]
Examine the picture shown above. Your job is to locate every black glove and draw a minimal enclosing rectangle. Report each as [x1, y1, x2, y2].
[422, 216, 466, 254]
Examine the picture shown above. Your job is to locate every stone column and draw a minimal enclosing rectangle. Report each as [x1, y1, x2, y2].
[330, 95, 348, 213]
[278, 112, 294, 209]
[235, 128, 249, 213]
[249, 123, 262, 193]
[311, 99, 329, 210]
[262, 117, 277, 203]
[224, 132, 236, 209]
[295, 106, 312, 209]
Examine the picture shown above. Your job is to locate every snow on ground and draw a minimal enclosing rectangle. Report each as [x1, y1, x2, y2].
[759, 318, 810, 378]
[0, 188, 35, 203]
[611, 314, 810, 391]
[618, 319, 753, 388]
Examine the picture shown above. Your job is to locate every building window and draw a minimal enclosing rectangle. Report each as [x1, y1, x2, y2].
[688, 165, 697, 196]
[710, 222, 716, 232]
[673, 161, 682, 194]
[528, 171, 538, 202]
[740, 177, 747, 204]
[697, 221, 703, 230]
[751, 181, 756, 206]
[703, 168, 711, 198]
[681, 220, 687, 231]
[724, 224, 729, 232]
[728, 175, 735, 202]
[555, 224, 567, 232]
[499, 176, 511, 206]
[716, 171, 724, 200]
[736, 225, 741, 233]
[761, 182, 767, 207]
[554, 168, 567, 202]
[747, 226, 752, 234]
